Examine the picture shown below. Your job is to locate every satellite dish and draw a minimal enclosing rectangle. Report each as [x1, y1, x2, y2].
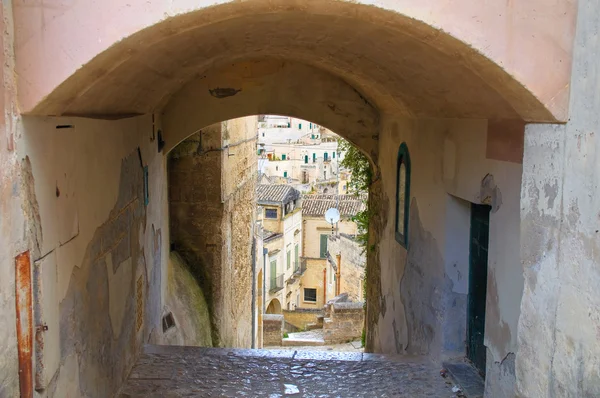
[325, 208, 340, 224]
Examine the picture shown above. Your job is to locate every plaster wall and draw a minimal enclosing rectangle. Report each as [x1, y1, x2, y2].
[516, 1, 600, 396]
[298, 258, 329, 309]
[371, 115, 524, 395]
[327, 234, 366, 302]
[0, 1, 22, 395]
[302, 218, 358, 259]
[17, 114, 168, 397]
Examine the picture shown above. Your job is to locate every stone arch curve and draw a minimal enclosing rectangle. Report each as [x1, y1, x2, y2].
[16, 0, 571, 124]
[266, 299, 282, 315]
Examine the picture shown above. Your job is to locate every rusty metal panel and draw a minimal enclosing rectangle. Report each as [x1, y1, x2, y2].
[15, 251, 33, 398]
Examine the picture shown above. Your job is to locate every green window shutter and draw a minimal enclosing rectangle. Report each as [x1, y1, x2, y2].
[282, 154, 286, 160]
[299, 123, 302, 129]
[324, 152, 328, 161]
[313, 153, 316, 162]
[270, 260, 277, 288]
[295, 244, 299, 265]
[287, 251, 291, 269]
[309, 123, 312, 129]
[319, 234, 328, 258]
[284, 171, 288, 178]
[333, 152, 335, 158]
[304, 155, 308, 164]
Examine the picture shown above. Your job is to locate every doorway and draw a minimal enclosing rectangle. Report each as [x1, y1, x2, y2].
[467, 204, 491, 376]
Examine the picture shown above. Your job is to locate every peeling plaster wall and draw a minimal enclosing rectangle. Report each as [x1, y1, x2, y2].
[369, 116, 524, 396]
[517, 1, 600, 396]
[17, 115, 168, 397]
[0, 1, 23, 395]
[168, 116, 256, 348]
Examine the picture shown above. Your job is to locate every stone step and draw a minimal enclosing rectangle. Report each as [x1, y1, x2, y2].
[305, 322, 322, 331]
[282, 338, 325, 347]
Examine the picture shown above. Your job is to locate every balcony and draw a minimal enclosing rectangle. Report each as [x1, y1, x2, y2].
[269, 274, 284, 293]
[294, 259, 307, 277]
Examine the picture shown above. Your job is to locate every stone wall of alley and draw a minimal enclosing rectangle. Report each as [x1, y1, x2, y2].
[168, 116, 257, 348]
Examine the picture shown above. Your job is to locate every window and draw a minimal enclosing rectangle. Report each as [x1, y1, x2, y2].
[265, 208, 278, 219]
[324, 152, 328, 161]
[299, 123, 302, 129]
[309, 123, 312, 129]
[319, 234, 328, 258]
[294, 244, 299, 268]
[333, 152, 336, 159]
[282, 154, 286, 160]
[275, 166, 278, 171]
[287, 250, 291, 269]
[395, 142, 411, 247]
[304, 288, 317, 303]
[284, 171, 288, 178]
[262, 133, 265, 137]
[313, 153, 316, 163]
[324, 170, 327, 180]
[304, 155, 308, 164]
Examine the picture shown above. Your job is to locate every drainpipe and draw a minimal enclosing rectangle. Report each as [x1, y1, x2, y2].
[323, 267, 327, 305]
[263, 248, 268, 314]
[251, 237, 256, 349]
[336, 253, 341, 296]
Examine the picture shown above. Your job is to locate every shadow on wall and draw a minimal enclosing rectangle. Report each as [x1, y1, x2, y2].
[163, 252, 213, 347]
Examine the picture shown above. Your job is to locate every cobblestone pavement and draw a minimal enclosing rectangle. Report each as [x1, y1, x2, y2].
[118, 345, 453, 397]
[267, 339, 363, 352]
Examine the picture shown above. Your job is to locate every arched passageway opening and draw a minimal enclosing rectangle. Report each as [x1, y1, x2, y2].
[266, 299, 283, 315]
[10, 2, 571, 397]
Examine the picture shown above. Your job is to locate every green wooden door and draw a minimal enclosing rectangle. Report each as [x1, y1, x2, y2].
[319, 234, 328, 258]
[467, 204, 491, 376]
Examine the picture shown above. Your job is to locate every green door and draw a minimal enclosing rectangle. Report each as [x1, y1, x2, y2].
[319, 234, 328, 258]
[467, 204, 491, 376]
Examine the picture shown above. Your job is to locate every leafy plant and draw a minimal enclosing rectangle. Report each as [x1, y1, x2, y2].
[283, 332, 289, 339]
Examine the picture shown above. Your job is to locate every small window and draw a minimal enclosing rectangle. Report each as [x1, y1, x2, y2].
[265, 208, 278, 219]
[304, 155, 308, 164]
[162, 312, 176, 332]
[333, 152, 336, 159]
[324, 152, 328, 161]
[309, 123, 312, 129]
[313, 153, 316, 163]
[395, 143, 411, 247]
[282, 154, 286, 160]
[276, 166, 278, 171]
[304, 288, 317, 303]
[262, 133, 265, 137]
[299, 123, 302, 129]
[284, 171, 288, 178]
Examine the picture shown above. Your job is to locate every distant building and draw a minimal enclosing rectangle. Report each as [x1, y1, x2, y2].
[299, 194, 366, 308]
[257, 184, 303, 314]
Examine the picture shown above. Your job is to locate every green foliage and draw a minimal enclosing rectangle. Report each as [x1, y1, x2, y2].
[283, 332, 289, 339]
[337, 138, 372, 252]
[361, 328, 366, 348]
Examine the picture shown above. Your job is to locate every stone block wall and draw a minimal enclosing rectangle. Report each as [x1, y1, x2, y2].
[263, 314, 284, 346]
[323, 302, 365, 344]
[168, 116, 257, 348]
[283, 309, 322, 330]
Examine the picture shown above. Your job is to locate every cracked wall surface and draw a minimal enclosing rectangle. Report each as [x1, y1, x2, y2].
[367, 116, 524, 396]
[15, 115, 168, 397]
[517, 1, 600, 395]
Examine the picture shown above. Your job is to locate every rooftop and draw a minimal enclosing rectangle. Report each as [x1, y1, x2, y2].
[301, 194, 366, 217]
[257, 184, 300, 204]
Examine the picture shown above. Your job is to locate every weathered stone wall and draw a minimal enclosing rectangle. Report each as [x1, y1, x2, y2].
[163, 252, 212, 347]
[168, 116, 256, 348]
[327, 234, 366, 302]
[263, 314, 284, 346]
[283, 309, 322, 330]
[16, 115, 168, 397]
[516, 1, 600, 396]
[323, 302, 365, 344]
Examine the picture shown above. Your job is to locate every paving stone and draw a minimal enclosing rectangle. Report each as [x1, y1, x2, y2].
[118, 345, 452, 397]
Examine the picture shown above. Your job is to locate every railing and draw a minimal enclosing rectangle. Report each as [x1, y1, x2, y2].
[269, 274, 284, 293]
[293, 260, 307, 276]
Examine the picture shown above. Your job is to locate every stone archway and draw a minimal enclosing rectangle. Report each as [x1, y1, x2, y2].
[266, 299, 282, 315]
